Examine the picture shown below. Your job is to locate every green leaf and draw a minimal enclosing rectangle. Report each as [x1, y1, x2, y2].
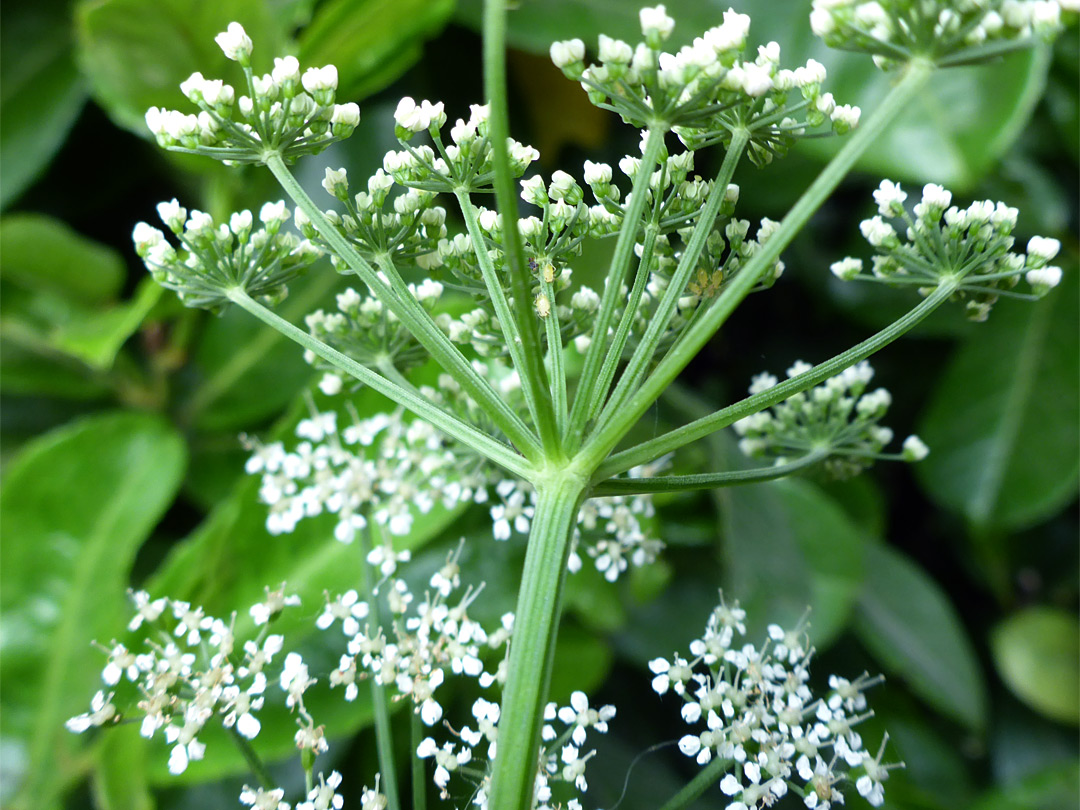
[916, 271, 1080, 532]
[75, 0, 286, 135]
[92, 724, 154, 810]
[182, 270, 339, 431]
[854, 543, 988, 731]
[970, 761, 1080, 810]
[991, 607, 1080, 725]
[0, 214, 124, 304]
[775, 478, 866, 648]
[299, 0, 455, 102]
[0, 0, 87, 210]
[0, 411, 186, 810]
[713, 435, 864, 645]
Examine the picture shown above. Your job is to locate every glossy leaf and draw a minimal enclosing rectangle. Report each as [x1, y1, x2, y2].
[854, 543, 988, 731]
[991, 607, 1080, 725]
[0, 0, 87, 210]
[298, 0, 456, 102]
[713, 433, 865, 645]
[92, 725, 154, 810]
[0, 213, 124, 304]
[75, 0, 285, 135]
[0, 412, 186, 810]
[970, 761, 1080, 810]
[916, 272, 1080, 532]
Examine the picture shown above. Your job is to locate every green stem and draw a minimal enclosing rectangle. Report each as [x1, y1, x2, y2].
[226, 288, 532, 479]
[455, 190, 549, 441]
[262, 152, 542, 461]
[227, 727, 275, 790]
[589, 450, 827, 496]
[596, 277, 956, 478]
[539, 273, 568, 434]
[486, 473, 587, 810]
[565, 126, 669, 451]
[361, 523, 401, 810]
[411, 711, 428, 810]
[482, 0, 560, 456]
[585, 189, 663, 425]
[577, 58, 937, 470]
[595, 127, 749, 428]
[656, 756, 733, 810]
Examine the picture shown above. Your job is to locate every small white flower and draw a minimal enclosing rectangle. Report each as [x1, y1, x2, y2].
[901, 435, 930, 461]
[215, 22, 253, 63]
[550, 38, 585, 68]
[640, 4, 676, 40]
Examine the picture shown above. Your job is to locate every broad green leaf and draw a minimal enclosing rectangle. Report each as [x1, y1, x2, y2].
[991, 607, 1080, 725]
[93, 724, 154, 810]
[970, 761, 1080, 810]
[299, 0, 455, 102]
[0, 412, 186, 810]
[0, 0, 87, 210]
[457, 0, 1050, 189]
[854, 543, 987, 731]
[75, 0, 285, 135]
[548, 625, 613, 706]
[0, 214, 124, 303]
[916, 271, 1080, 531]
[1, 278, 162, 372]
[713, 433, 864, 645]
[183, 270, 339, 431]
[0, 340, 111, 400]
[713, 437, 813, 639]
[775, 478, 866, 648]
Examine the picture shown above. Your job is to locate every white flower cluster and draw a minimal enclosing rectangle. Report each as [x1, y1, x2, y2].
[551, 6, 860, 164]
[317, 542, 512, 730]
[296, 165, 447, 272]
[240, 770, 387, 810]
[651, 593, 900, 808]
[66, 586, 321, 776]
[245, 402, 490, 541]
[133, 199, 319, 311]
[811, 0, 1068, 69]
[146, 23, 359, 164]
[490, 461, 665, 582]
[733, 360, 928, 478]
[381, 100, 539, 192]
[246, 393, 665, 582]
[418, 688, 614, 809]
[830, 180, 1064, 321]
[304, 280, 444, 373]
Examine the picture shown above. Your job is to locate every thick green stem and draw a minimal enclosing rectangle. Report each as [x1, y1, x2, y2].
[589, 449, 827, 496]
[361, 523, 401, 810]
[595, 127, 750, 427]
[577, 58, 937, 470]
[226, 288, 532, 478]
[565, 127, 669, 450]
[486, 473, 587, 810]
[656, 756, 733, 810]
[596, 278, 956, 478]
[482, 0, 561, 456]
[262, 152, 542, 461]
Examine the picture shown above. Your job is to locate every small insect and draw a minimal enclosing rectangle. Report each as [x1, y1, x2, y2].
[528, 258, 539, 273]
[541, 262, 555, 284]
[534, 293, 551, 318]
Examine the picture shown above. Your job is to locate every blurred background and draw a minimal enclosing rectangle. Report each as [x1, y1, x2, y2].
[1, 1, 1077, 809]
